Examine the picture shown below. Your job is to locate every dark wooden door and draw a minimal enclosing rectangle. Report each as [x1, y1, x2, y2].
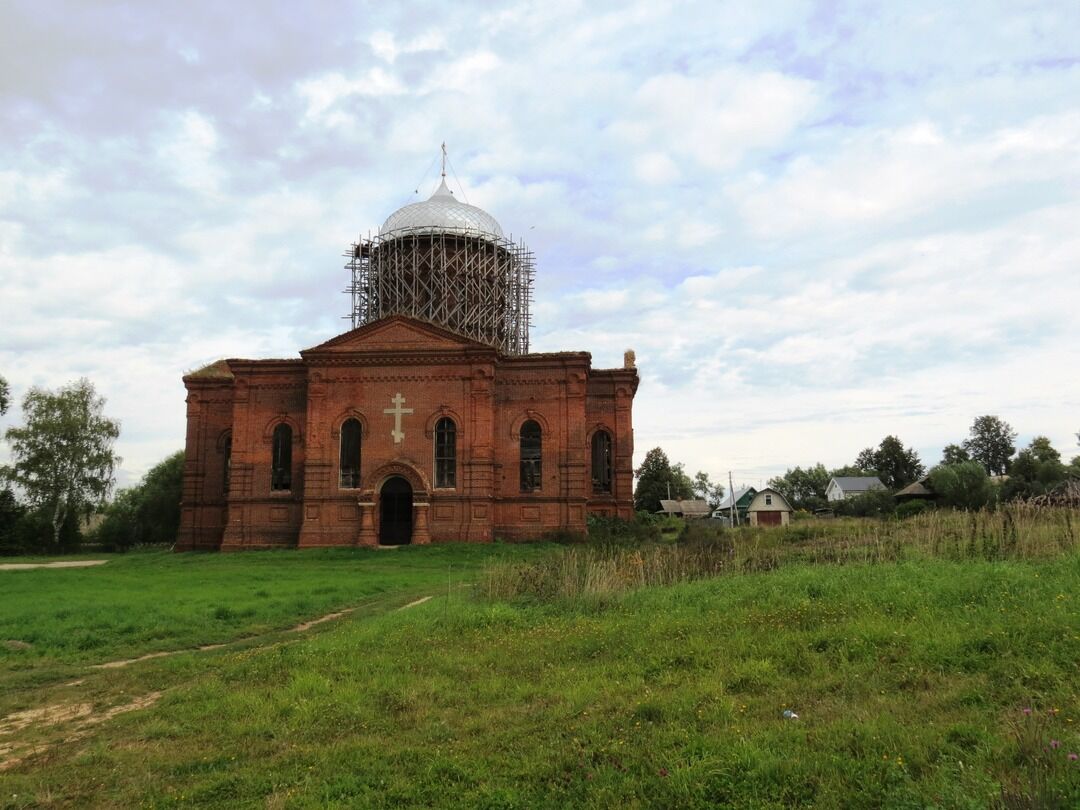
[757, 511, 783, 526]
[379, 476, 413, 545]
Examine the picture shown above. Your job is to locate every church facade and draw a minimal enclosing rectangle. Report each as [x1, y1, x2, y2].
[177, 172, 638, 550]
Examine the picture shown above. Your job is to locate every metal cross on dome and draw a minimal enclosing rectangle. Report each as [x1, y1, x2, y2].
[383, 393, 414, 444]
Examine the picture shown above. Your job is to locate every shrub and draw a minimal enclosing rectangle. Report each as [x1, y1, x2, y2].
[586, 514, 661, 545]
[482, 505, 1079, 603]
[835, 489, 896, 518]
[896, 499, 931, 520]
[929, 462, 993, 511]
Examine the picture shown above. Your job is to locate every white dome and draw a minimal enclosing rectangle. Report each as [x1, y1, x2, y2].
[379, 178, 504, 240]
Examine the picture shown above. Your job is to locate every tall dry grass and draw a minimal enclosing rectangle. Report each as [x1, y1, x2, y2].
[483, 505, 1079, 602]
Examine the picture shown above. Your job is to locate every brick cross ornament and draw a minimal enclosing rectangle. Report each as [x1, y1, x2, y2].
[383, 393, 414, 444]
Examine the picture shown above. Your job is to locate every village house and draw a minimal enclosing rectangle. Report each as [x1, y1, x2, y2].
[747, 488, 794, 526]
[712, 486, 757, 522]
[826, 476, 886, 501]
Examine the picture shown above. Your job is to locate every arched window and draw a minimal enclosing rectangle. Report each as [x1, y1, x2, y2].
[271, 423, 292, 491]
[591, 430, 612, 494]
[339, 418, 362, 489]
[434, 417, 456, 488]
[520, 420, 542, 492]
[221, 431, 232, 496]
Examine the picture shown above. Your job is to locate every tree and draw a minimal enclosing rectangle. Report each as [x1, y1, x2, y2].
[634, 448, 694, 513]
[135, 450, 185, 545]
[767, 463, 830, 511]
[962, 415, 1016, 476]
[2, 379, 121, 548]
[94, 451, 185, 550]
[0, 487, 25, 555]
[928, 462, 992, 511]
[941, 443, 969, 465]
[0, 374, 9, 415]
[854, 447, 879, 476]
[1001, 437, 1067, 500]
[854, 435, 925, 490]
[830, 464, 874, 478]
[691, 471, 725, 511]
[1027, 436, 1060, 464]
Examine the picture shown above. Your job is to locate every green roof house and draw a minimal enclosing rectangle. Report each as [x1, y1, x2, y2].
[712, 486, 757, 522]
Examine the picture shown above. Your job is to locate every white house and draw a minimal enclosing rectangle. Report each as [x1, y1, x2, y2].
[826, 476, 887, 501]
[747, 488, 794, 526]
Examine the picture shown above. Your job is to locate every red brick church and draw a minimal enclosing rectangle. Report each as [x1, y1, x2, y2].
[177, 164, 638, 550]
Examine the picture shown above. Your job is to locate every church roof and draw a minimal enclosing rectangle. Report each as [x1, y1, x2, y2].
[302, 315, 498, 355]
[379, 178, 504, 240]
[184, 359, 233, 380]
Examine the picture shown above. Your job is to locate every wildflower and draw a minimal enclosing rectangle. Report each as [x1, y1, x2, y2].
[1050, 740, 1061, 749]
[1022, 707, 1032, 716]
[1068, 753, 1078, 761]
[658, 768, 669, 777]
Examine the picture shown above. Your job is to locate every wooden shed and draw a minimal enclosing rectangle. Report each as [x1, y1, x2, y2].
[658, 499, 712, 519]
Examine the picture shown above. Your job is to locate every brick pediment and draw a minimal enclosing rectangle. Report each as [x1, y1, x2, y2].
[302, 316, 493, 357]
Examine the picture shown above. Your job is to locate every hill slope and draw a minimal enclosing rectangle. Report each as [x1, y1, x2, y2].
[3, 553, 1078, 807]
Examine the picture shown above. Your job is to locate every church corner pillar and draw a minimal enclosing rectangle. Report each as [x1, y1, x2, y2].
[412, 502, 431, 545]
[357, 499, 377, 547]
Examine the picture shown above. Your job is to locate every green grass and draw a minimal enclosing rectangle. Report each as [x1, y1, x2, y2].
[0, 544, 551, 684]
[1, 536, 1079, 807]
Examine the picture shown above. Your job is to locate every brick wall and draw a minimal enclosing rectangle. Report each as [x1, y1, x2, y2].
[179, 317, 638, 550]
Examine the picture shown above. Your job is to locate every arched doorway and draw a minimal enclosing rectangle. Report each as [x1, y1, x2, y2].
[379, 476, 413, 545]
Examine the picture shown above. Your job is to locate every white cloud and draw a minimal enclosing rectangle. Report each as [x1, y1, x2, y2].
[733, 113, 1080, 238]
[2, 0, 1079, 488]
[296, 68, 407, 127]
[634, 152, 680, 184]
[369, 29, 446, 64]
[155, 110, 222, 195]
[611, 68, 818, 172]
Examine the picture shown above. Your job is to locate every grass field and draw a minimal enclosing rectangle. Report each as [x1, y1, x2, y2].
[0, 544, 550, 690]
[1, 520, 1079, 807]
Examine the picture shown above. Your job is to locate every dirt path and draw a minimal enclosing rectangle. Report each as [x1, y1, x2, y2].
[0, 590, 442, 772]
[0, 692, 162, 771]
[90, 591, 435, 670]
[0, 560, 108, 571]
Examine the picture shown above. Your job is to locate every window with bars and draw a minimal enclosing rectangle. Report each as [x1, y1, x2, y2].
[271, 423, 292, 491]
[434, 417, 456, 488]
[339, 418, 362, 489]
[520, 420, 542, 492]
[591, 430, 613, 494]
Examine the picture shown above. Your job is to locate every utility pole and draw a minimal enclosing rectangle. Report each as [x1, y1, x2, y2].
[729, 470, 738, 526]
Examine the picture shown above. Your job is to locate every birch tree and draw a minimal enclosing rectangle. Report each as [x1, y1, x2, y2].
[3, 379, 120, 547]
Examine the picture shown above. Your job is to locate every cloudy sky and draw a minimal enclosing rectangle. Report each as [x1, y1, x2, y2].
[1, 1, 1078, 490]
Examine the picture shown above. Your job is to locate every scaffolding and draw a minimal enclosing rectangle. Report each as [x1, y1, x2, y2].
[345, 228, 534, 355]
